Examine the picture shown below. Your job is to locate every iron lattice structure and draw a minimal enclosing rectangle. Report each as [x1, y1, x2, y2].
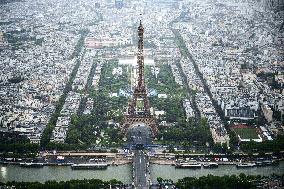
[123, 21, 157, 136]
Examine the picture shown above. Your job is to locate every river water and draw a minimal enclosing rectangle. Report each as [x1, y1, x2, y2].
[0, 164, 132, 183]
[150, 162, 284, 182]
[0, 162, 284, 183]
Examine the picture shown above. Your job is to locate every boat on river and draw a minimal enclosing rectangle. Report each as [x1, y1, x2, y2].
[20, 162, 44, 168]
[236, 162, 256, 168]
[71, 163, 108, 170]
[175, 161, 202, 169]
[256, 159, 279, 166]
[203, 162, 218, 169]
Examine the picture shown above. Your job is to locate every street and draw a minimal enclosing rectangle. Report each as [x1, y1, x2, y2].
[133, 149, 149, 189]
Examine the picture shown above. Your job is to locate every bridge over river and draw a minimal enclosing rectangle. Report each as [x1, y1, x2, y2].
[128, 124, 152, 189]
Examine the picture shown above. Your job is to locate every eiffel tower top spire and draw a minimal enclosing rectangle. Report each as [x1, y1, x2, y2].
[135, 20, 145, 92]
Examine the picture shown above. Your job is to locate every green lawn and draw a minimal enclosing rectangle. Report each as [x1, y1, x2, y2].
[233, 128, 259, 139]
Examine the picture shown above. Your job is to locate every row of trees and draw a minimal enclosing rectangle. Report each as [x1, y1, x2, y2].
[2, 174, 282, 189]
[175, 174, 259, 189]
[241, 135, 284, 153]
[64, 114, 124, 147]
[63, 60, 128, 147]
[1, 179, 123, 189]
[0, 132, 38, 157]
[0, 143, 39, 154]
[157, 117, 213, 148]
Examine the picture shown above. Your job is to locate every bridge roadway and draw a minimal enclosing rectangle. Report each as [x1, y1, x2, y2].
[128, 124, 151, 189]
[133, 149, 149, 189]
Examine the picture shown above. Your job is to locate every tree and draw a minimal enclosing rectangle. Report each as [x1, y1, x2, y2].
[157, 177, 163, 185]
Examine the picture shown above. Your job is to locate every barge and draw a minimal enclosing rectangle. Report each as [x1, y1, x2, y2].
[71, 163, 108, 170]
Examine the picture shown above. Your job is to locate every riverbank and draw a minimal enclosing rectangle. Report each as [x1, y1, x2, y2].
[149, 152, 284, 167]
[150, 159, 282, 167]
[0, 159, 132, 167]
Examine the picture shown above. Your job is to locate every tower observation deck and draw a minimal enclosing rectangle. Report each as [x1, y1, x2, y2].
[122, 21, 158, 137]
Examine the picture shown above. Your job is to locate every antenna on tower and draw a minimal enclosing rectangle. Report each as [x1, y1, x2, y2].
[139, 13, 142, 24]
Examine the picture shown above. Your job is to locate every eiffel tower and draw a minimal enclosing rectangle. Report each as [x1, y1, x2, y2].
[122, 21, 157, 136]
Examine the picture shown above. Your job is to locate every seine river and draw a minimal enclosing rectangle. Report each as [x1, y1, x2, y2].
[1, 162, 284, 183]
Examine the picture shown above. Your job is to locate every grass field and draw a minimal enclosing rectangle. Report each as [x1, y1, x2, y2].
[233, 127, 259, 139]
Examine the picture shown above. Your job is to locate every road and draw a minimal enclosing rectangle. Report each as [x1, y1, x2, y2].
[133, 149, 149, 189]
[128, 124, 151, 189]
[127, 124, 152, 146]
